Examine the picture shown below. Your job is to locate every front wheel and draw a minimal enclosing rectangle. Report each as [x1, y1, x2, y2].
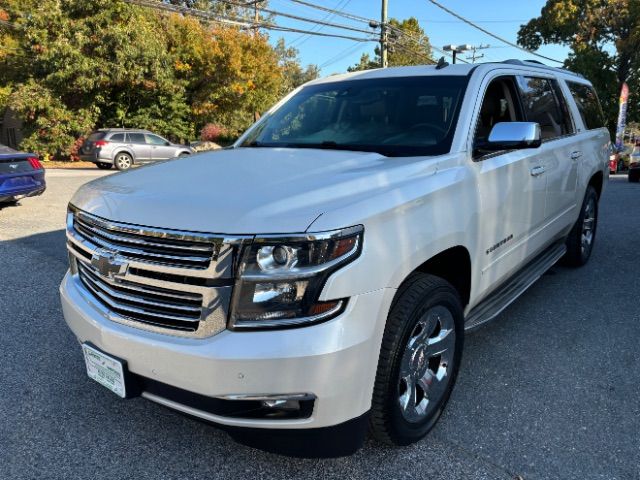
[114, 153, 133, 171]
[564, 185, 598, 267]
[369, 273, 464, 446]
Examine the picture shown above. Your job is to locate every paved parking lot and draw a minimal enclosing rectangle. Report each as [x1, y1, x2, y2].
[0, 169, 638, 480]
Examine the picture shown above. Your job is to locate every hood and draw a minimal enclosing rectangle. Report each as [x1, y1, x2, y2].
[71, 147, 440, 234]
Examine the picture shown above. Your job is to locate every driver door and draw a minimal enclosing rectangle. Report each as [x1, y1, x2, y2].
[472, 74, 548, 295]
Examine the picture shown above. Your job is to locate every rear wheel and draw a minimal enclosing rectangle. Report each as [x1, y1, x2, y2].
[96, 162, 113, 170]
[114, 153, 132, 171]
[564, 186, 598, 267]
[369, 273, 464, 446]
[629, 172, 639, 183]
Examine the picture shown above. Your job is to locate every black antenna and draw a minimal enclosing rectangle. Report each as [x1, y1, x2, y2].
[436, 56, 449, 70]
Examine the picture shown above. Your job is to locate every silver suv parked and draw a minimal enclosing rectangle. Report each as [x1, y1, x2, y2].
[79, 129, 193, 171]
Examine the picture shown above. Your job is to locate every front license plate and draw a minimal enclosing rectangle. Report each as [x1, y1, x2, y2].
[82, 343, 126, 398]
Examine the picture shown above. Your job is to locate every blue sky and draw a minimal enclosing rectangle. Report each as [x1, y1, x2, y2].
[266, 0, 570, 74]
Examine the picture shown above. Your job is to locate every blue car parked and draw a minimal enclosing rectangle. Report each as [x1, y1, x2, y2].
[0, 143, 46, 205]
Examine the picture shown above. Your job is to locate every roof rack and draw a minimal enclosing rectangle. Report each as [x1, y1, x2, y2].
[500, 59, 584, 78]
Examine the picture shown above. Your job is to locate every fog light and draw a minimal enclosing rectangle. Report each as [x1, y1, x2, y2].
[261, 399, 301, 411]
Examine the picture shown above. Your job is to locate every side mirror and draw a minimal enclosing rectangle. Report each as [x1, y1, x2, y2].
[164, 141, 171, 146]
[486, 122, 541, 150]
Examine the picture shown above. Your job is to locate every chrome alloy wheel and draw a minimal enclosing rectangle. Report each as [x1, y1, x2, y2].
[581, 196, 597, 255]
[398, 305, 456, 423]
[115, 153, 132, 170]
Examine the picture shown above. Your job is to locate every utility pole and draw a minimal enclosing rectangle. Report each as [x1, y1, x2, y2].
[253, 1, 260, 35]
[466, 44, 489, 63]
[380, 0, 388, 68]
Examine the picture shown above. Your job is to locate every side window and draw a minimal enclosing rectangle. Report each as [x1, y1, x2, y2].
[566, 82, 606, 130]
[129, 133, 146, 144]
[109, 133, 125, 142]
[474, 76, 523, 156]
[551, 81, 575, 135]
[516, 76, 572, 140]
[145, 134, 168, 145]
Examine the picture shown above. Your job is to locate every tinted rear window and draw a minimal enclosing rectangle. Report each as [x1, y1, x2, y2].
[109, 133, 126, 142]
[517, 76, 572, 140]
[567, 82, 606, 130]
[87, 132, 105, 142]
[129, 133, 146, 143]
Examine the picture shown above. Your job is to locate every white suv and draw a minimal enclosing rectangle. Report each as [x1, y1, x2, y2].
[60, 60, 610, 457]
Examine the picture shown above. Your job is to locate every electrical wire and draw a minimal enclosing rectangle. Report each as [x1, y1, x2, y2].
[319, 41, 367, 69]
[124, 0, 377, 42]
[0, 19, 18, 30]
[425, 0, 564, 64]
[290, 0, 352, 48]
[386, 23, 467, 64]
[214, 0, 376, 35]
[286, 0, 374, 25]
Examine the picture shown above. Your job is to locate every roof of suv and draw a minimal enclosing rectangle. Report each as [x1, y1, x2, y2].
[308, 59, 588, 86]
[98, 128, 153, 133]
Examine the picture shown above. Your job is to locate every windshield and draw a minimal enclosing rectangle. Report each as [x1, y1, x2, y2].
[241, 75, 469, 157]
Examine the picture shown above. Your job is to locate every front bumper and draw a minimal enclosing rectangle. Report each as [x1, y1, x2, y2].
[60, 271, 392, 432]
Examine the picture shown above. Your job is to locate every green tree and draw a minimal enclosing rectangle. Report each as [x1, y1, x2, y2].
[348, 17, 432, 71]
[0, 0, 286, 156]
[518, 0, 640, 130]
[274, 38, 320, 96]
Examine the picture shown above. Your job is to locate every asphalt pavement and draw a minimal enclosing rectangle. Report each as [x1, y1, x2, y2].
[0, 169, 638, 480]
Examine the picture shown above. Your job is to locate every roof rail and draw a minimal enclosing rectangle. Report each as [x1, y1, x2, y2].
[500, 59, 585, 78]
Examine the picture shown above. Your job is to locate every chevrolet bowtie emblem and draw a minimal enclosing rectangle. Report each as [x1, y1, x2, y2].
[91, 249, 128, 279]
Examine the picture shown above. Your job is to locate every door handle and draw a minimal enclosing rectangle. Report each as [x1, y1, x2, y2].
[570, 151, 582, 160]
[530, 165, 546, 177]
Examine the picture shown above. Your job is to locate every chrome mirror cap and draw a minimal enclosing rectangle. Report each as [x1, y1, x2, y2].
[487, 122, 542, 150]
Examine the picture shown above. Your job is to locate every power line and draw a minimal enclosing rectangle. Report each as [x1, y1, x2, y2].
[286, 0, 374, 25]
[0, 19, 18, 30]
[124, 0, 377, 42]
[215, 0, 375, 35]
[386, 23, 468, 64]
[290, 0, 352, 48]
[425, 0, 564, 64]
[319, 41, 366, 69]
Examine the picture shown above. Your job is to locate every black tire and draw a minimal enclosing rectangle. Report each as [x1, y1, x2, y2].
[369, 273, 464, 446]
[629, 173, 639, 183]
[114, 152, 133, 171]
[96, 162, 113, 170]
[563, 185, 598, 267]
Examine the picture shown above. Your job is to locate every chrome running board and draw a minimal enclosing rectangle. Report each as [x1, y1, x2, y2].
[464, 241, 567, 331]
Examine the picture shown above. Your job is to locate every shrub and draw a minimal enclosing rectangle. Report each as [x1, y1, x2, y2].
[69, 136, 86, 162]
[200, 123, 226, 142]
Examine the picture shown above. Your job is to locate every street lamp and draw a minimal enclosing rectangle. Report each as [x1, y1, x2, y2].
[442, 44, 472, 64]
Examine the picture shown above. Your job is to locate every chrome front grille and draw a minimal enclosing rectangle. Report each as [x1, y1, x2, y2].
[72, 210, 218, 269]
[66, 207, 251, 338]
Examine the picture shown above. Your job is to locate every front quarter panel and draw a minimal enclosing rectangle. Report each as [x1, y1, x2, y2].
[312, 153, 478, 301]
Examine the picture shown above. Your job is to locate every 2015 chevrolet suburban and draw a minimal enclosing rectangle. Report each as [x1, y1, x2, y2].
[60, 60, 610, 457]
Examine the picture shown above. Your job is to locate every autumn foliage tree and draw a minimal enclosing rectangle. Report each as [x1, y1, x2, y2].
[349, 17, 432, 71]
[0, 0, 288, 157]
[518, 0, 640, 130]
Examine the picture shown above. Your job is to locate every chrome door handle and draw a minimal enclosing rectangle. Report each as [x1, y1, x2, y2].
[570, 151, 582, 160]
[530, 166, 546, 177]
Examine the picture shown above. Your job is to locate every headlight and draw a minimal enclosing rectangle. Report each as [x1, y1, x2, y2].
[229, 225, 363, 329]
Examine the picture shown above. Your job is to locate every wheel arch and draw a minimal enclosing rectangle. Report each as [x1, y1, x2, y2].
[113, 148, 136, 163]
[588, 170, 604, 199]
[405, 246, 472, 308]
